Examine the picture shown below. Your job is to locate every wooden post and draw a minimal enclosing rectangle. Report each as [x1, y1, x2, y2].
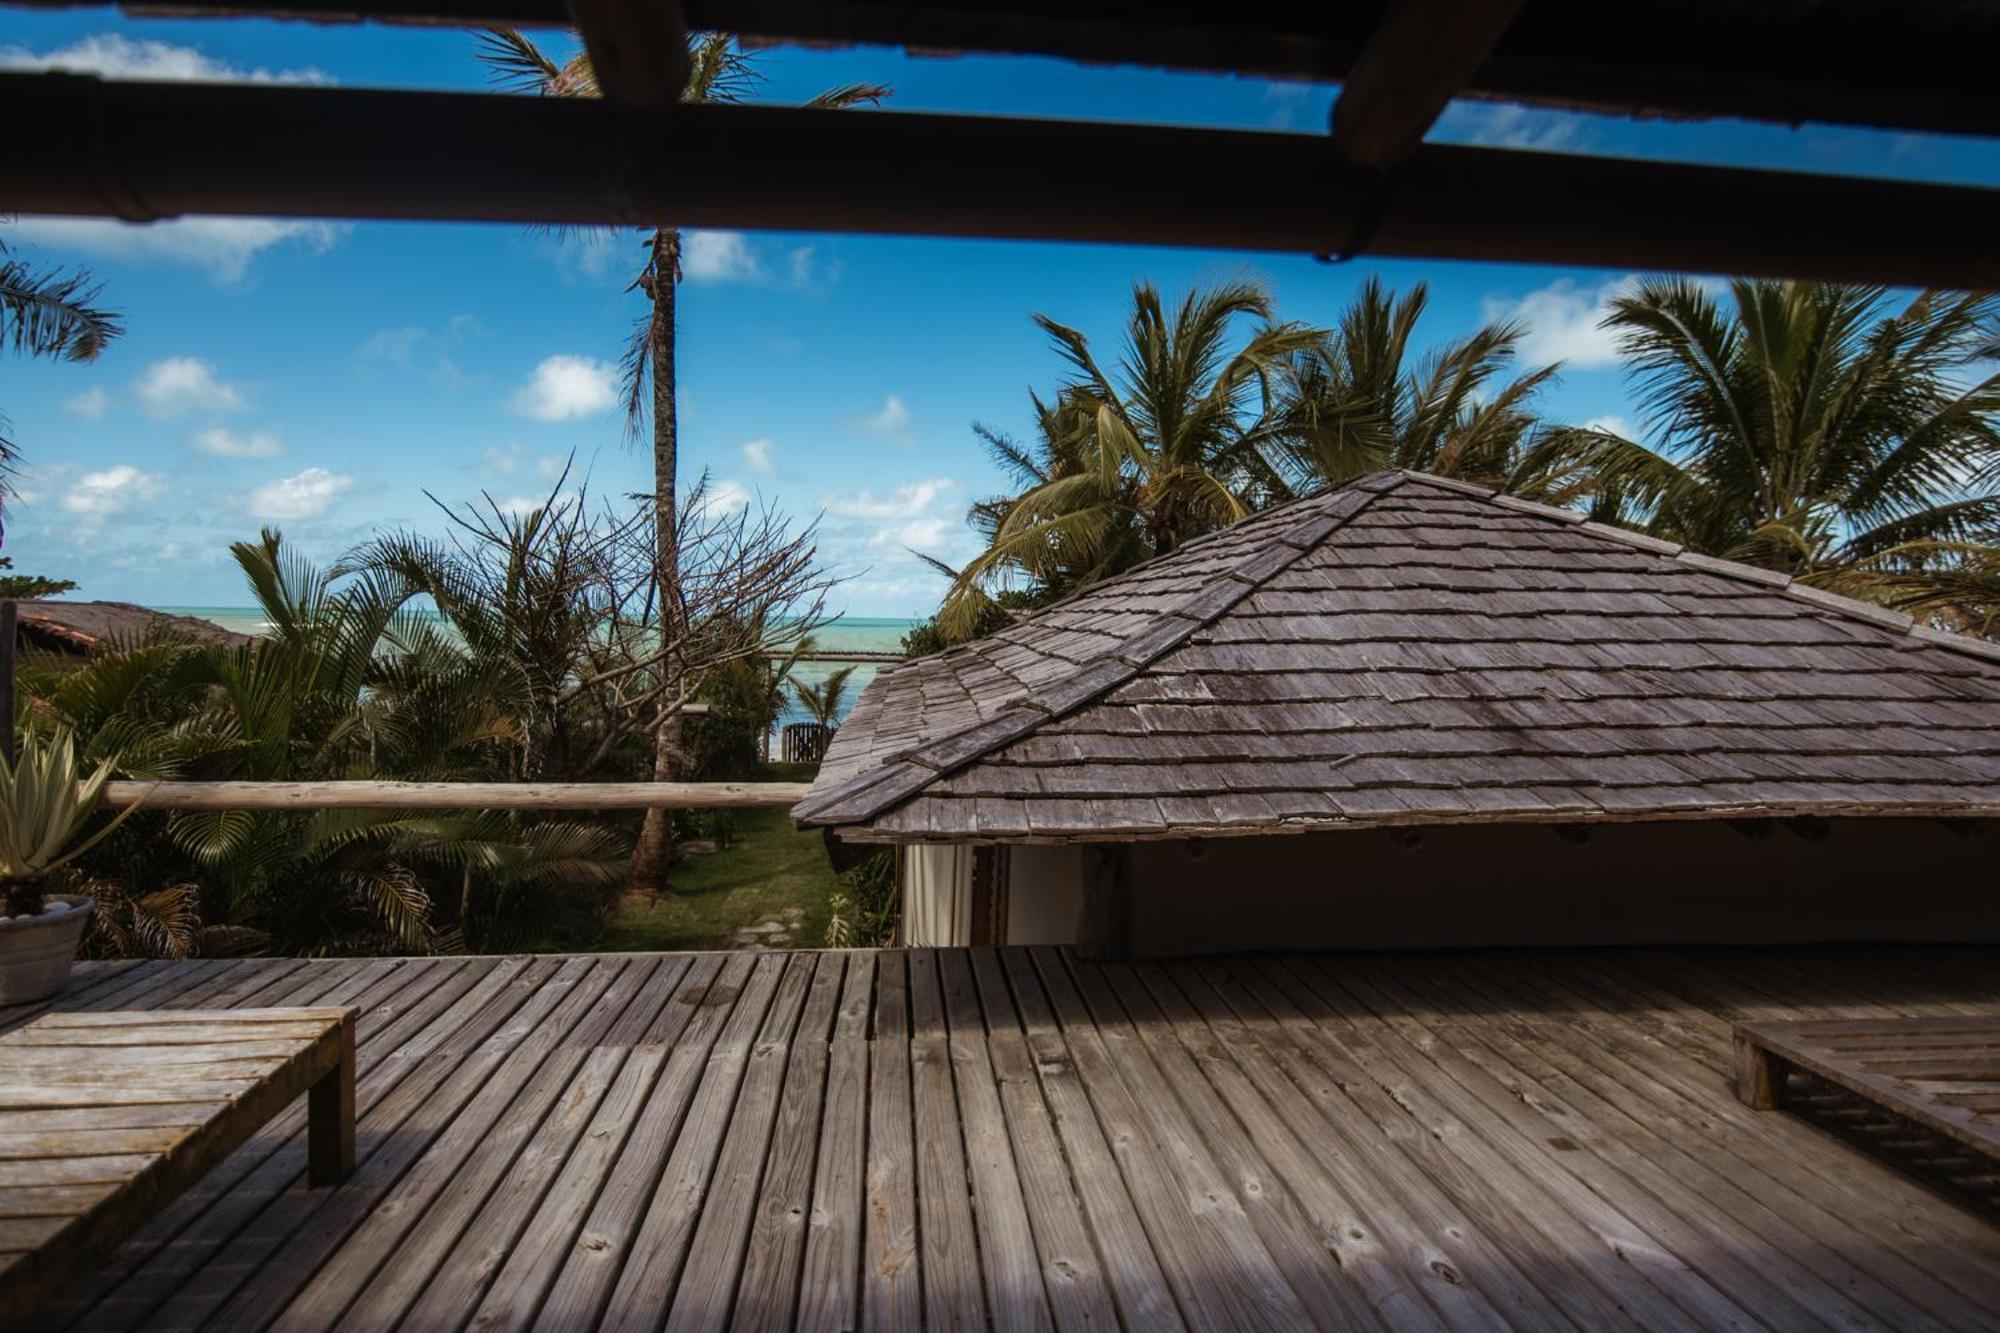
[308, 1011, 356, 1185]
[1734, 1031, 1786, 1110]
[1074, 844, 1131, 961]
[0, 599, 14, 766]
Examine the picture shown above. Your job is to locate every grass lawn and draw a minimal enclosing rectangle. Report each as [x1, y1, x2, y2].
[594, 768, 844, 952]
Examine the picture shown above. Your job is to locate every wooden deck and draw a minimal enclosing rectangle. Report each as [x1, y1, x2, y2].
[3, 945, 1998, 1331]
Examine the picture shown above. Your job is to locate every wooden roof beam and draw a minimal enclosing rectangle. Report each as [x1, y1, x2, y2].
[7, 73, 2000, 288]
[567, 0, 689, 110]
[1330, 0, 1528, 171]
[13, 0, 1998, 138]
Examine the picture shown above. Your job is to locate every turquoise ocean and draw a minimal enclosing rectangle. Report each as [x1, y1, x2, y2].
[152, 609, 919, 729]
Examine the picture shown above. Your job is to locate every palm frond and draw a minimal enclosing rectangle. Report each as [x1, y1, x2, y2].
[805, 81, 891, 110]
[474, 27, 573, 94]
[0, 248, 123, 362]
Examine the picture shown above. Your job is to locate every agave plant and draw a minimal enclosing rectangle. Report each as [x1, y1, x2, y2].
[0, 728, 139, 916]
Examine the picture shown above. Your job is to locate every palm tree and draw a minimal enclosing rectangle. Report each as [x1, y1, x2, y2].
[1267, 276, 1559, 491]
[476, 30, 886, 890]
[1517, 280, 2000, 593]
[791, 664, 856, 734]
[30, 531, 625, 954]
[937, 279, 1320, 637]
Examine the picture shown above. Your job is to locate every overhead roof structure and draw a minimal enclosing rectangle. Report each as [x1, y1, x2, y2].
[5, 0, 2000, 286]
[795, 472, 2000, 843]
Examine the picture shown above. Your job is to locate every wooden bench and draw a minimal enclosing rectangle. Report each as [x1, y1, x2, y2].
[0, 1007, 356, 1321]
[1734, 1015, 2000, 1159]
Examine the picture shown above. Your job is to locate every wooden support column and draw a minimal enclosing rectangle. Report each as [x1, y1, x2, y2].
[967, 845, 1011, 946]
[1074, 844, 1131, 961]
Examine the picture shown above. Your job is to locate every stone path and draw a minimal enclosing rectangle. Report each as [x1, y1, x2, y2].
[728, 904, 807, 950]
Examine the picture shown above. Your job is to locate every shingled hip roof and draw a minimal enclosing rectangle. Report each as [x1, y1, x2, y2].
[795, 471, 2000, 843]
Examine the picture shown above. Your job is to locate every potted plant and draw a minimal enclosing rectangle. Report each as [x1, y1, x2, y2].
[0, 729, 137, 1002]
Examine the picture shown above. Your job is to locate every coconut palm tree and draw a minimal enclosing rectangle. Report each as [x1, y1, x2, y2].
[476, 30, 886, 890]
[1266, 276, 1559, 491]
[791, 664, 856, 734]
[937, 279, 1321, 637]
[1516, 279, 2000, 589]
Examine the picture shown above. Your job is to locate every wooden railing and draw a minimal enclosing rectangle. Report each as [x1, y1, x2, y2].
[99, 781, 810, 811]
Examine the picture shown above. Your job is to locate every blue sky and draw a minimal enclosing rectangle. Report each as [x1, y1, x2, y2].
[5, 13, 1999, 615]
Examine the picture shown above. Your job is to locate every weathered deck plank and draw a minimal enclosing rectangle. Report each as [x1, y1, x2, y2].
[1462, 956, 2000, 1326]
[5, 946, 1996, 1333]
[862, 948, 921, 1333]
[794, 953, 873, 1333]
[957, 949, 1121, 1333]
[906, 948, 988, 1333]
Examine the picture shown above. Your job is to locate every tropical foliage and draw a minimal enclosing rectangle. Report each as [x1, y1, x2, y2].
[1517, 281, 2000, 600]
[930, 275, 2000, 650]
[936, 279, 1320, 636]
[474, 28, 886, 888]
[0, 727, 136, 915]
[23, 477, 834, 955]
[1267, 276, 1557, 491]
[791, 665, 857, 733]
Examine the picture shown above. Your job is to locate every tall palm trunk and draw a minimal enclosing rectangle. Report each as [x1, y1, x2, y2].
[628, 227, 682, 890]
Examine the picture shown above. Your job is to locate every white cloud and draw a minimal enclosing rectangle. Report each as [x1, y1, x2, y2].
[62, 465, 160, 519]
[357, 317, 483, 386]
[358, 326, 427, 367]
[1481, 275, 1640, 370]
[509, 355, 618, 421]
[878, 515, 952, 549]
[740, 438, 775, 475]
[7, 216, 345, 285]
[1262, 81, 1316, 129]
[1435, 101, 1590, 153]
[481, 443, 526, 476]
[1583, 414, 1635, 439]
[674, 231, 829, 289]
[823, 477, 954, 520]
[136, 357, 248, 417]
[695, 479, 754, 518]
[63, 387, 109, 421]
[245, 467, 352, 520]
[0, 33, 330, 84]
[815, 473, 976, 610]
[551, 230, 632, 283]
[191, 427, 282, 458]
[682, 231, 763, 284]
[849, 394, 914, 441]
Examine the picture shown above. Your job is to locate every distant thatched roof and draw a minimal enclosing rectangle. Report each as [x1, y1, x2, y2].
[16, 601, 254, 655]
[797, 470, 2000, 843]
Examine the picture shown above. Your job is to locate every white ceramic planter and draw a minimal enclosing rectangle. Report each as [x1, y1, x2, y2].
[0, 893, 93, 1003]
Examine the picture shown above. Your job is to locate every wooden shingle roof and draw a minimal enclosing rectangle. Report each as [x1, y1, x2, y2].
[795, 470, 2000, 843]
